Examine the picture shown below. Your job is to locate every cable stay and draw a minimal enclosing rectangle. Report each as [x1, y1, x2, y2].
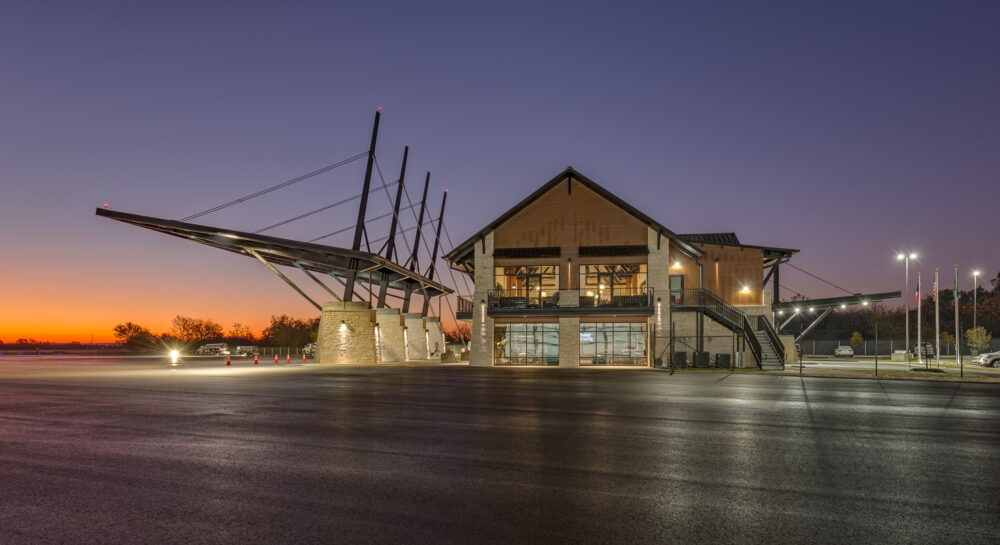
[254, 180, 398, 234]
[784, 263, 854, 296]
[180, 151, 368, 222]
[308, 203, 419, 243]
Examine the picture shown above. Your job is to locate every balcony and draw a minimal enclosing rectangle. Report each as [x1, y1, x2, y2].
[488, 289, 560, 310]
[578, 287, 654, 309]
[455, 296, 474, 320]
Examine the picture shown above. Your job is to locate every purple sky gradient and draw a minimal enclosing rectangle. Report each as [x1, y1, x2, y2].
[2, 1, 998, 340]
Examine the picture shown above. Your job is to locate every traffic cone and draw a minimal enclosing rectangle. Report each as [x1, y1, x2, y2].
[274, 354, 279, 364]
[286, 353, 291, 363]
[226, 357, 231, 366]
[302, 353, 306, 362]
[254, 356, 258, 365]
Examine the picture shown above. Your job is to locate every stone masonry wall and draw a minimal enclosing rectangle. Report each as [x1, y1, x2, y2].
[558, 317, 580, 367]
[316, 301, 376, 364]
[403, 313, 428, 361]
[425, 317, 445, 358]
[375, 308, 406, 362]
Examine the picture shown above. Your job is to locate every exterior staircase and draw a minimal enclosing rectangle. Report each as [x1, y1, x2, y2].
[672, 289, 785, 370]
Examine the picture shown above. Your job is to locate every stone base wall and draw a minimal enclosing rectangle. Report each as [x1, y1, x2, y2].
[316, 301, 376, 364]
[375, 309, 407, 362]
[780, 335, 797, 364]
[403, 313, 429, 360]
[425, 317, 445, 358]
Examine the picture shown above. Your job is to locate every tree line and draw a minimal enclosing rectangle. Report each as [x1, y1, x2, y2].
[112, 315, 320, 352]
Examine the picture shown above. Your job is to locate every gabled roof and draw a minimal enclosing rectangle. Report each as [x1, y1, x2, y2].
[679, 233, 741, 245]
[679, 231, 799, 267]
[443, 167, 704, 270]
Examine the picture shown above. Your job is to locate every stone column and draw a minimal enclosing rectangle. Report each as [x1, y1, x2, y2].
[558, 317, 580, 367]
[648, 228, 671, 366]
[403, 313, 428, 361]
[424, 317, 445, 358]
[470, 232, 495, 366]
[374, 308, 406, 362]
[316, 301, 376, 364]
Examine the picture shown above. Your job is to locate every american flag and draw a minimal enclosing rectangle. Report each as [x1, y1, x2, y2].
[915, 275, 921, 305]
[933, 278, 938, 301]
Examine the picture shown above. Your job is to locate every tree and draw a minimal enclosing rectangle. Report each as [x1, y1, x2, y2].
[227, 323, 256, 344]
[260, 315, 314, 348]
[171, 316, 224, 343]
[940, 331, 955, 355]
[964, 326, 992, 355]
[850, 331, 863, 350]
[112, 322, 158, 350]
[444, 322, 472, 343]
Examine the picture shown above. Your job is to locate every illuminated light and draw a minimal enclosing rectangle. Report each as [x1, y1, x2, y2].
[587, 291, 594, 297]
[840, 304, 846, 309]
[541, 291, 547, 297]
[169, 349, 180, 364]
[103, 202, 109, 209]
[862, 301, 869, 306]
[340, 320, 347, 333]
[794, 307, 801, 312]
[672, 261, 681, 268]
[973, 270, 981, 277]
[777, 310, 784, 316]
[809, 307, 815, 312]
[377, 107, 382, 111]
[896, 254, 905, 261]
[741, 286, 750, 294]
[909, 253, 917, 259]
[599, 285, 605, 290]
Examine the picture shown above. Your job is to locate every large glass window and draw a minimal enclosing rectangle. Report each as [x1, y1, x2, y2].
[580, 323, 647, 365]
[579, 264, 648, 306]
[493, 323, 559, 365]
[493, 265, 560, 308]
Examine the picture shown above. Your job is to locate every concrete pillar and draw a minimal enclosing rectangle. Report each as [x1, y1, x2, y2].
[316, 301, 376, 364]
[558, 317, 580, 367]
[425, 317, 445, 358]
[403, 313, 428, 361]
[374, 308, 406, 362]
[648, 228, 671, 366]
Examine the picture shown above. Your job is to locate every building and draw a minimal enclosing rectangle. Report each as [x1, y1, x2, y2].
[444, 167, 798, 368]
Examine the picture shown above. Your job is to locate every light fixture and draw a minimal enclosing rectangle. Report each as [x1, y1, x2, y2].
[809, 307, 814, 312]
[862, 300, 869, 306]
[672, 261, 681, 268]
[896, 253, 905, 261]
[973, 270, 981, 277]
[741, 286, 750, 294]
[777, 310, 784, 316]
[794, 306, 801, 312]
[909, 253, 917, 259]
[840, 304, 846, 309]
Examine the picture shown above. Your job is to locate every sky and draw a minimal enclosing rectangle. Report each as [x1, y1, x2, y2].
[1, 0, 998, 342]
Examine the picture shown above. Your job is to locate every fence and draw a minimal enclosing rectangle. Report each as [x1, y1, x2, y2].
[801, 339, 1000, 356]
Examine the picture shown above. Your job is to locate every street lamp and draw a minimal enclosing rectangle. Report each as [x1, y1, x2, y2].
[973, 270, 980, 329]
[897, 252, 917, 363]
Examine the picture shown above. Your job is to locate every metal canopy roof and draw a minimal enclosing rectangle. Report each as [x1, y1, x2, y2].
[772, 291, 901, 312]
[96, 208, 453, 298]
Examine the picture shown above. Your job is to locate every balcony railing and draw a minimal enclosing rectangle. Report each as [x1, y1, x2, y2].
[578, 287, 653, 308]
[487, 289, 560, 309]
[456, 296, 474, 319]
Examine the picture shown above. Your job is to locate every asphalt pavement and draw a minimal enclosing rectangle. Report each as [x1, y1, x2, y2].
[1, 356, 998, 544]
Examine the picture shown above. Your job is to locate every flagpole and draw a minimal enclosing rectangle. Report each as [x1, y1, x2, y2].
[955, 265, 962, 377]
[916, 271, 923, 367]
[934, 268, 940, 368]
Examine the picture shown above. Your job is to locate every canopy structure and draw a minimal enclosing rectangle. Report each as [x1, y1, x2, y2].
[96, 208, 453, 309]
[772, 290, 902, 341]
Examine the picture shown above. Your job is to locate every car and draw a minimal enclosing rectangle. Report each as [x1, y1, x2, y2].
[194, 343, 230, 356]
[973, 351, 1000, 368]
[234, 345, 258, 356]
[834, 346, 854, 358]
[912, 343, 936, 358]
[302, 342, 317, 356]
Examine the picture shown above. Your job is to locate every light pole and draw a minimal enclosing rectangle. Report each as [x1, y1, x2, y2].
[897, 253, 917, 364]
[973, 270, 980, 329]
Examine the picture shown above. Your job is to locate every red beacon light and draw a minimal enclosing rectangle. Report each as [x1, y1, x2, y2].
[103, 203, 108, 208]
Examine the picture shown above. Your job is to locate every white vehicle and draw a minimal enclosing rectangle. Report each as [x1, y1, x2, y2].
[973, 351, 1000, 368]
[234, 345, 258, 356]
[834, 346, 854, 358]
[194, 343, 230, 356]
